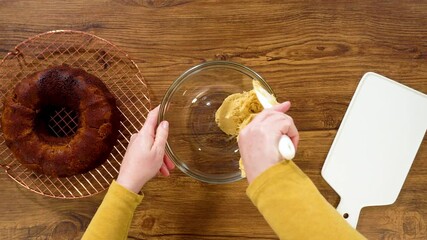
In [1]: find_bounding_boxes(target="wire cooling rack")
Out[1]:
[0,30,151,199]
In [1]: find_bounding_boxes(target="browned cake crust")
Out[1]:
[1,65,120,177]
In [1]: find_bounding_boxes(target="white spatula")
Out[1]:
[322,72,427,228]
[252,80,295,160]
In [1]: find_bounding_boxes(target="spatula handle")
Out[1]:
[279,135,295,160]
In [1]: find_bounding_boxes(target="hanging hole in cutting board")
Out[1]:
[343,213,349,219]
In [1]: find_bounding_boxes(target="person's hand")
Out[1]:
[116,106,175,193]
[238,101,299,184]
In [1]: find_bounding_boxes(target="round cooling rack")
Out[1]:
[0,30,151,199]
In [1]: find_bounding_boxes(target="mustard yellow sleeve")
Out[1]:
[246,161,366,240]
[82,180,144,240]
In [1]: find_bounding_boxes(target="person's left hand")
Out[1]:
[116,106,175,193]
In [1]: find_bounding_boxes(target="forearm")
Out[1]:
[247,161,366,240]
[82,180,143,240]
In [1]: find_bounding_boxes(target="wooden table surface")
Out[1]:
[1,1,426,239]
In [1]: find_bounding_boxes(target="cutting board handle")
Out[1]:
[336,200,362,228]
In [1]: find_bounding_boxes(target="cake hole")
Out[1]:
[343,213,349,219]
[36,106,79,137]
[48,108,79,137]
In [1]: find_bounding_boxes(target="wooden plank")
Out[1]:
[0,130,425,239]
[1,1,426,131]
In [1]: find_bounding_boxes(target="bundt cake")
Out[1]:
[1,65,120,177]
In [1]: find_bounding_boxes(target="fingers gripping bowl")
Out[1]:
[159,61,274,184]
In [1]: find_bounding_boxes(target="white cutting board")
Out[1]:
[321,72,427,228]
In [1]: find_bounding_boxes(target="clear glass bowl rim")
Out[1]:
[159,60,274,184]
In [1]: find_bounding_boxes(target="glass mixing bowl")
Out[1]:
[159,61,274,183]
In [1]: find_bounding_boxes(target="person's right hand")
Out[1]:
[238,101,299,184]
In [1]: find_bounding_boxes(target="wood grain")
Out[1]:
[0,0,426,239]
